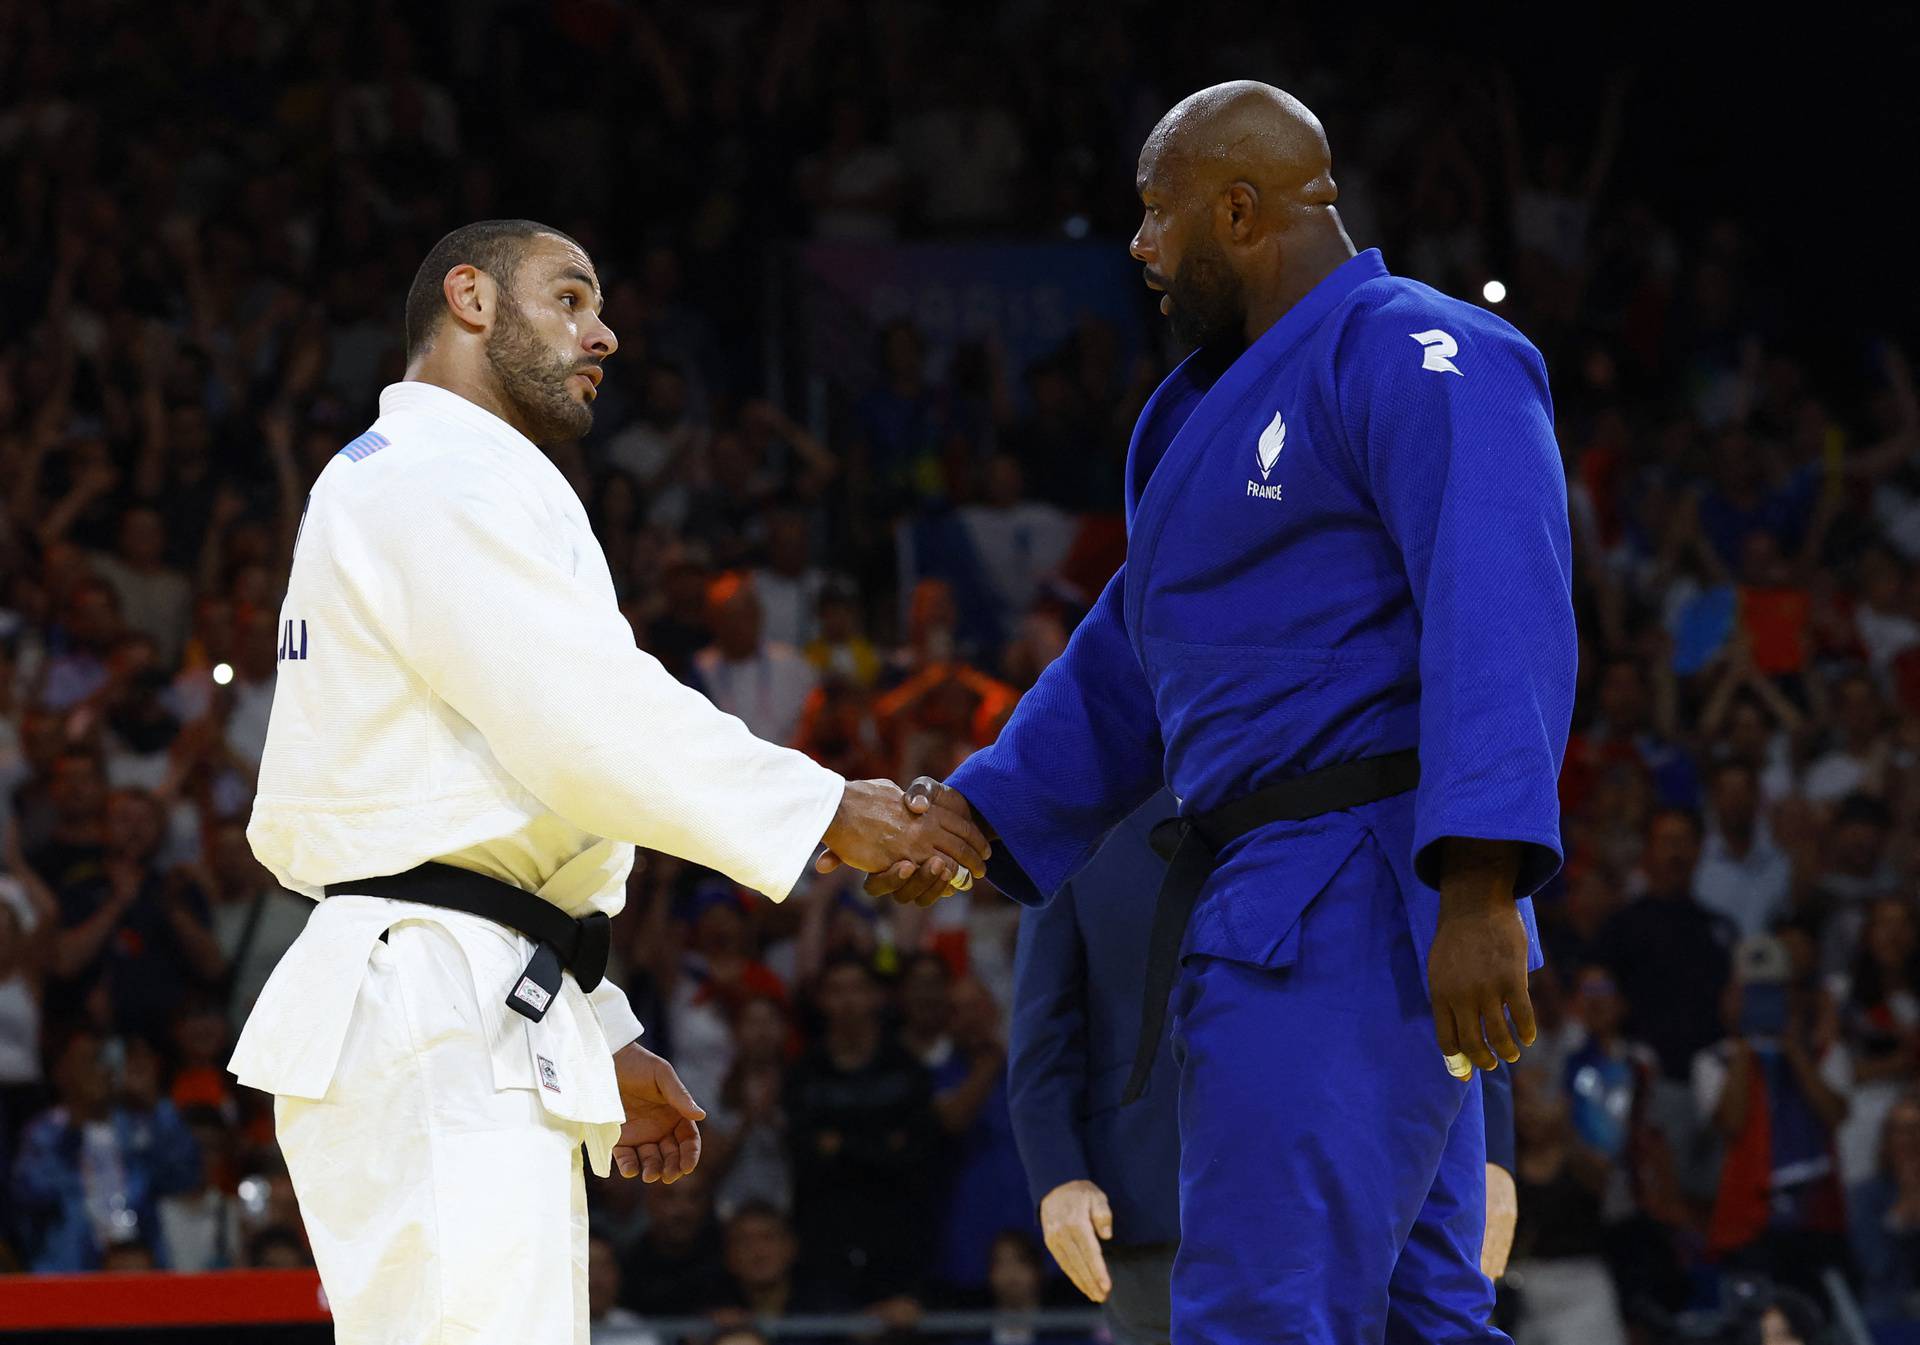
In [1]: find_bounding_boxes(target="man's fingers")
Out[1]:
[655,1133,682,1179]
[1433,995,1461,1057]
[1090,1189,1114,1241]
[891,860,949,907]
[678,1119,702,1175]
[1048,1225,1107,1303]
[1460,1003,1499,1072]
[1481,994,1520,1064]
[1508,981,1539,1048]
[1087,1234,1112,1299]
[614,1146,640,1179]
[638,1143,664,1183]
[815,849,844,875]
[1435,1001,1473,1080]
[863,862,914,898]
[928,813,990,877]
[657,1060,706,1121]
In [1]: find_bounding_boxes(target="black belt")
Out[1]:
[325,863,611,1023]
[1122,749,1420,1105]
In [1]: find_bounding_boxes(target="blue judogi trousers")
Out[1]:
[1166,831,1506,1344]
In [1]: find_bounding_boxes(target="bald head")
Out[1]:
[1138,81,1337,209]
[1130,82,1354,352]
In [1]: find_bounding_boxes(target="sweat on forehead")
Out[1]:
[1141,80,1336,200]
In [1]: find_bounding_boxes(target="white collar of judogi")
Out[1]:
[378,380,543,460]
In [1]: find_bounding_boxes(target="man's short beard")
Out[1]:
[486,294,593,445]
[1165,235,1247,352]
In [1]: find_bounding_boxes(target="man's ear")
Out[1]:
[1224,181,1260,244]
[441,263,497,337]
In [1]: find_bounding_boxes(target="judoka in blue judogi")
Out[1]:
[850,81,1576,1343]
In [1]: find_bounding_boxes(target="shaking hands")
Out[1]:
[817,777,992,906]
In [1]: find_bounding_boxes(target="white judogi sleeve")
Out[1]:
[345,456,843,898]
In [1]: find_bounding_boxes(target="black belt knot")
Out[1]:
[1122,749,1420,1106]
[325,863,611,1023]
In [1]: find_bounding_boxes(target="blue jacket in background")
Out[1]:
[9,1102,201,1271]
[1008,790,1182,1248]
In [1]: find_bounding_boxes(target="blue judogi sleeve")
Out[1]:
[949,566,1165,906]
[1340,308,1576,899]
[1007,885,1093,1211]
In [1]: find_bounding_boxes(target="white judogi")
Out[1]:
[230,381,843,1344]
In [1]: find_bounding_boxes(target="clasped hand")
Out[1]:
[817,776,990,906]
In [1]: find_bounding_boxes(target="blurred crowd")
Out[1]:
[2,2,1919,1343]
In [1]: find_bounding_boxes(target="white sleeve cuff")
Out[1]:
[586,976,644,1051]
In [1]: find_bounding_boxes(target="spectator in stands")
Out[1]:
[1505,1064,1630,1345]
[1561,963,1694,1318]
[853,322,944,514]
[1805,673,1902,807]
[694,573,816,747]
[91,508,191,668]
[792,677,888,782]
[587,1233,651,1341]
[38,580,122,713]
[925,974,1031,1293]
[1563,966,1657,1181]
[0,850,54,1138]
[101,660,180,794]
[10,1030,199,1270]
[1809,793,1900,977]
[1696,759,1792,938]
[874,607,1018,784]
[958,456,1075,636]
[683,430,781,570]
[200,817,308,1029]
[645,551,715,688]
[787,952,939,1303]
[1849,1092,1920,1322]
[1699,680,1803,809]
[1696,935,1850,1302]
[1598,808,1737,1082]
[219,606,278,771]
[156,1102,242,1270]
[1563,656,1698,813]
[1836,898,1920,1204]
[968,1229,1096,1345]
[618,1167,730,1318]
[26,750,108,898]
[803,581,881,690]
[669,884,787,1111]
[704,994,795,1220]
[751,506,829,650]
[796,94,906,242]
[714,1200,847,1322]
[1853,546,1920,683]
[48,787,223,1040]
[607,360,708,527]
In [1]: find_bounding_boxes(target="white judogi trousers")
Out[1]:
[276,918,593,1345]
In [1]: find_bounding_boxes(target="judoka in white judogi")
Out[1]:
[230,222,985,1344]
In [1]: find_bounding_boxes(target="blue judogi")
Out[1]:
[950,249,1574,1343]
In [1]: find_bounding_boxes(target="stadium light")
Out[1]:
[213,662,234,686]
[1482,279,1507,304]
